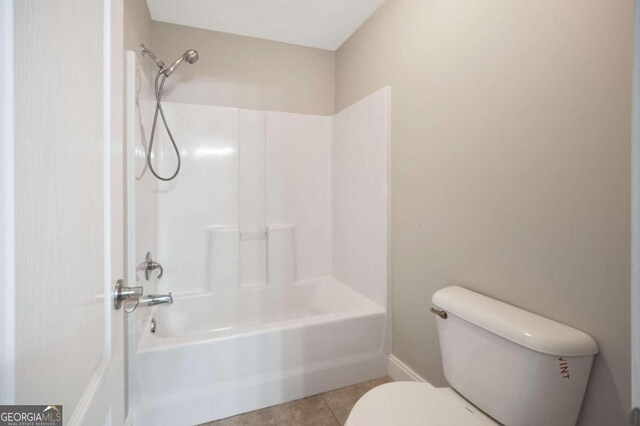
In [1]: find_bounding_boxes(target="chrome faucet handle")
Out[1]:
[149,261,163,280]
[113,279,144,311]
[143,252,164,280]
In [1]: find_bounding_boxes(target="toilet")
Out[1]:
[347,286,599,426]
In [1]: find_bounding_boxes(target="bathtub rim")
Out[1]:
[137,277,386,353]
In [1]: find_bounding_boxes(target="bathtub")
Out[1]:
[134,278,387,426]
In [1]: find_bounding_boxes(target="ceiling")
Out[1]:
[145,0,387,51]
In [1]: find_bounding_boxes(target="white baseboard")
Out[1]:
[387,354,427,382]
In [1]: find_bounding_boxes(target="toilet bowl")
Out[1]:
[346,286,599,426]
[346,381,496,426]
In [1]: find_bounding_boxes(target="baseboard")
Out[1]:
[387,354,426,382]
[124,414,133,426]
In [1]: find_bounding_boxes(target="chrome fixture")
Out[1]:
[165,49,199,76]
[140,251,164,281]
[113,279,143,312]
[141,44,199,181]
[113,278,172,313]
[140,45,165,71]
[430,307,447,319]
[141,45,199,77]
[150,318,157,334]
[139,293,173,307]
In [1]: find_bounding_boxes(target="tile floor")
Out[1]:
[201,376,393,426]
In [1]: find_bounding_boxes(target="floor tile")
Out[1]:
[365,376,393,389]
[204,408,276,426]
[321,383,369,425]
[200,376,393,426]
[321,376,394,425]
[267,395,339,426]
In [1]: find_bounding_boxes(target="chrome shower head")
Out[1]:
[184,49,199,64]
[165,49,199,76]
[141,45,199,77]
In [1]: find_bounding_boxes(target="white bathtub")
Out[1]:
[134,278,387,426]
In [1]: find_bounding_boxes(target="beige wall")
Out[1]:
[336,0,632,424]
[124,0,152,77]
[149,22,335,115]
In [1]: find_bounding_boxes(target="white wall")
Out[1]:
[129,55,159,295]
[145,99,390,302]
[152,104,332,295]
[239,110,267,287]
[156,102,240,295]
[332,88,390,308]
[266,112,333,281]
[14,0,106,415]
[0,0,15,405]
[126,52,159,419]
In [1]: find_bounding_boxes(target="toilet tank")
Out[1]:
[432,286,598,426]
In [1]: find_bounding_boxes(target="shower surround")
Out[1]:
[127,54,390,425]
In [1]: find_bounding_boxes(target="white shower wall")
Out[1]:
[266,112,333,281]
[156,103,240,295]
[141,87,388,306]
[239,110,267,287]
[333,88,390,308]
[126,54,162,346]
[153,105,333,295]
[130,65,158,298]
[126,53,159,422]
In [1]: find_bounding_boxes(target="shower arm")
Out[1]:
[141,44,167,73]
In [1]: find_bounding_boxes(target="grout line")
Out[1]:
[320,393,342,426]
[257,406,278,426]
[270,412,279,426]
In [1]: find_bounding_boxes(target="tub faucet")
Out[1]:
[138,293,173,307]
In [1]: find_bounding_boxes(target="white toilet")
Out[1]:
[347,286,599,426]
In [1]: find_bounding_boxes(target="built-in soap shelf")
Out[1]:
[207,224,295,291]
[239,231,267,241]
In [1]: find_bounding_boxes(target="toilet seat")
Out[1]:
[346,382,498,426]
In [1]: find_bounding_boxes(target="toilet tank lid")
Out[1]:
[432,286,598,356]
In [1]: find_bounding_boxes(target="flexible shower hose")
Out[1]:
[147,69,181,181]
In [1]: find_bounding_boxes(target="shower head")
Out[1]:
[165,49,199,76]
[185,49,199,64]
[141,45,199,77]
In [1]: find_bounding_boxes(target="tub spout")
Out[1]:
[139,293,173,307]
